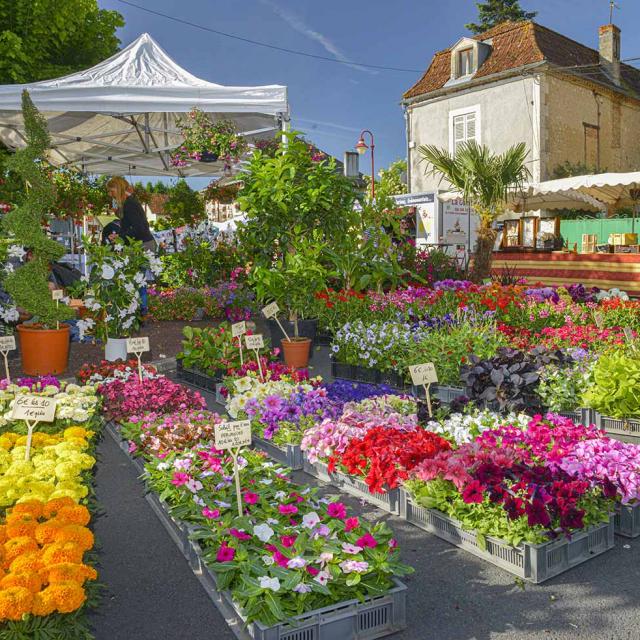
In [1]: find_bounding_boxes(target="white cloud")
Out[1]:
[259,0,376,75]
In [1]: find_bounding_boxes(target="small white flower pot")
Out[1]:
[105,337,128,362]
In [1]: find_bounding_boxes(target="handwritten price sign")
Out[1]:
[215,420,252,450]
[231,321,247,338]
[127,337,150,353]
[0,336,16,352]
[262,302,280,319]
[12,395,57,422]
[245,334,264,350]
[51,289,64,301]
[409,363,438,386]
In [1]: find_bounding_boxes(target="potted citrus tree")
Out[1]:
[251,238,328,368]
[2,91,74,375]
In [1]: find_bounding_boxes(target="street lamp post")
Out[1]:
[355,130,375,200]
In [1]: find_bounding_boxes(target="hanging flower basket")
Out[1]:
[170,109,247,170]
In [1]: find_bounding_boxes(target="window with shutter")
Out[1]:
[451,111,478,153]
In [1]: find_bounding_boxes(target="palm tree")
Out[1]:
[419,141,530,282]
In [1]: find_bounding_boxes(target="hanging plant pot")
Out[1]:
[199,151,219,163]
[105,337,128,362]
[17,324,70,376]
[281,337,311,369]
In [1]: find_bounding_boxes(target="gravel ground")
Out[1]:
[90,344,640,640]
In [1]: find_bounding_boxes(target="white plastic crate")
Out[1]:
[253,436,304,470]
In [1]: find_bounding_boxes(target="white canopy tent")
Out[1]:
[0,33,289,177]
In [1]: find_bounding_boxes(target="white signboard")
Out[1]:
[215,420,252,450]
[127,337,150,353]
[51,289,64,301]
[245,334,264,350]
[262,302,280,319]
[409,363,438,386]
[231,321,247,338]
[0,336,16,352]
[12,395,57,422]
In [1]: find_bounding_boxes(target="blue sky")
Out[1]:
[100,0,640,186]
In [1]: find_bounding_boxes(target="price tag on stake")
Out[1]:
[12,396,57,422]
[215,420,252,450]
[262,302,280,319]
[12,395,57,461]
[127,337,150,382]
[51,289,64,301]
[231,321,247,338]
[245,334,264,350]
[409,363,438,386]
[126,337,150,353]
[0,336,15,384]
[214,420,252,517]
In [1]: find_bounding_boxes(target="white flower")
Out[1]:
[287,556,306,569]
[302,512,320,529]
[261,555,274,566]
[7,245,26,261]
[314,571,331,586]
[318,552,333,564]
[259,576,281,592]
[185,478,203,493]
[101,265,115,280]
[253,523,275,543]
[293,583,312,593]
[4,263,14,274]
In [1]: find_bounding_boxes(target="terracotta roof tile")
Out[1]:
[403,20,640,101]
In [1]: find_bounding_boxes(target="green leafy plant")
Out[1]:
[179,323,243,374]
[162,179,206,227]
[250,237,328,337]
[582,352,640,419]
[237,132,356,266]
[2,91,73,329]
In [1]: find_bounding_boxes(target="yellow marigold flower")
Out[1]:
[55,505,90,527]
[0,437,13,451]
[54,461,83,481]
[34,520,63,546]
[4,536,38,564]
[0,586,33,620]
[9,501,44,520]
[1,570,43,594]
[53,525,93,552]
[32,460,57,481]
[40,542,83,566]
[43,497,76,519]
[42,562,97,585]
[1,433,18,444]
[63,427,88,440]
[9,552,43,574]
[40,581,86,614]
[64,437,88,449]
[5,461,34,477]
[31,590,56,616]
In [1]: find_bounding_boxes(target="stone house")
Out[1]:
[402,20,640,194]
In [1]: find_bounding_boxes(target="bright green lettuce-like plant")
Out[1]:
[582,352,640,419]
[537,358,595,412]
[2,91,73,329]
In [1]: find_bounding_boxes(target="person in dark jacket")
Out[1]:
[101,217,122,245]
[105,177,156,314]
[106,177,155,250]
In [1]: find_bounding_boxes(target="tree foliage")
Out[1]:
[0,0,124,83]
[2,91,73,328]
[420,140,530,282]
[163,179,206,228]
[466,0,537,34]
[363,159,408,200]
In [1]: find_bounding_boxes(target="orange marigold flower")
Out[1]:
[42,581,86,614]
[9,501,44,520]
[43,498,76,519]
[34,520,63,546]
[1,570,43,594]
[55,505,90,527]
[42,562,97,585]
[4,537,38,564]
[9,552,43,574]
[5,514,38,540]
[32,591,56,616]
[40,542,84,566]
[0,586,33,621]
[53,525,94,552]
[0,526,6,545]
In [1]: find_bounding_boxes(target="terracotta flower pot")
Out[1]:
[17,324,70,376]
[281,337,311,369]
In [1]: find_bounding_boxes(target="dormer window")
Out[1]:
[457,48,474,77]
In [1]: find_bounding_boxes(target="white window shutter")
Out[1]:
[454,115,465,151]
[466,113,476,142]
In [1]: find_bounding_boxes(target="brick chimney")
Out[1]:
[599,24,621,86]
